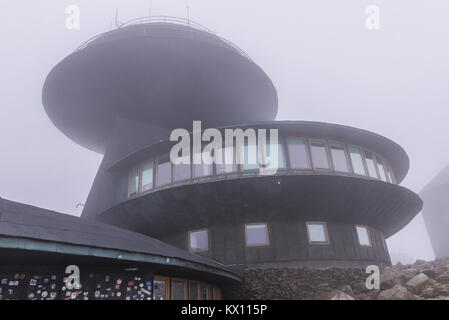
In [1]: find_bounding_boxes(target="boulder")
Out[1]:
[377,284,412,300]
[406,273,430,288]
[436,274,449,284]
[380,267,400,289]
[330,290,355,300]
[340,285,354,296]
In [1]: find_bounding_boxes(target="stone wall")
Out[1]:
[224,267,367,300]
[224,257,449,300]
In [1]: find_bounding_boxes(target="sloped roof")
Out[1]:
[0,197,241,281]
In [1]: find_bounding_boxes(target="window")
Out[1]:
[310,140,330,169]
[306,222,329,244]
[245,223,269,246]
[349,146,367,176]
[262,141,285,170]
[216,146,237,175]
[375,155,388,182]
[189,281,200,300]
[156,155,172,186]
[364,151,379,179]
[129,168,139,197]
[213,287,222,300]
[171,279,188,300]
[287,138,310,169]
[329,142,350,172]
[188,229,208,252]
[201,285,209,300]
[356,225,371,246]
[153,276,169,300]
[141,162,154,192]
[173,154,191,182]
[193,148,213,178]
[385,164,396,184]
[242,140,260,171]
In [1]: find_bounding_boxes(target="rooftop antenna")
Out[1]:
[186,3,190,26]
[114,8,123,28]
[186,2,192,39]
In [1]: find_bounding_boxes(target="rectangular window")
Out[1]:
[329,142,350,172]
[173,154,191,182]
[216,146,237,175]
[193,149,213,178]
[156,155,172,186]
[141,162,154,192]
[242,140,260,171]
[356,225,371,246]
[306,222,329,244]
[201,285,209,300]
[189,281,200,300]
[171,279,188,300]
[364,151,379,179]
[153,276,169,300]
[375,155,388,182]
[349,146,367,176]
[262,141,285,170]
[310,140,330,170]
[287,138,310,169]
[129,168,139,197]
[188,229,208,252]
[385,164,396,184]
[245,223,269,246]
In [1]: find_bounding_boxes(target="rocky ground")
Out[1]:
[225,258,449,300]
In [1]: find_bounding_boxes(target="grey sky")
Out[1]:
[1,0,447,262]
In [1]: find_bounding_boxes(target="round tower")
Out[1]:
[43,17,422,268]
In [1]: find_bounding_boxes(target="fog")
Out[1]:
[1,0,448,262]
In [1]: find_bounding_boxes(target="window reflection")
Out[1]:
[262,141,285,170]
[193,150,213,178]
[157,155,172,186]
[306,222,329,244]
[172,279,187,300]
[189,229,208,252]
[141,162,153,192]
[245,223,269,246]
[310,140,330,169]
[375,156,388,182]
[349,146,367,176]
[129,168,139,196]
[173,154,191,182]
[329,142,349,172]
[364,151,378,178]
[356,226,371,246]
[216,146,236,175]
[287,138,310,169]
[242,140,259,171]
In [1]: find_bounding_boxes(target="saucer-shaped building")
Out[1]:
[1,17,422,300]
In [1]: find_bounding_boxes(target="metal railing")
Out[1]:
[75,16,252,61]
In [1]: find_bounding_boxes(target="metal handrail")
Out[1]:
[74,16,253,61]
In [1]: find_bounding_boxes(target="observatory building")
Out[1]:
[0,17,422,300]
[421,164,449,259]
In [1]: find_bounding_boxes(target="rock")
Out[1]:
[352,281,369,294]
[380,268,400,289]
[400,268,418,282]
[436,274,449,284]
[340,285,354,296]
[406,273,430,288]
[420,268,438,279]
[377,284,412,300]
[330,290,355,300]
